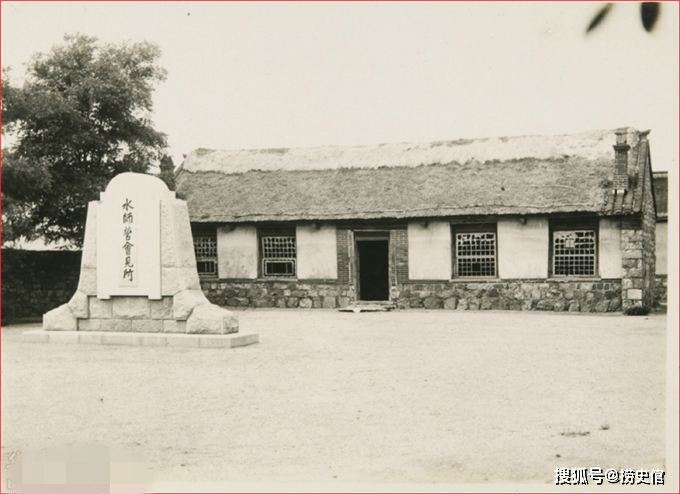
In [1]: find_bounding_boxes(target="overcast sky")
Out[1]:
[1,2,678,172]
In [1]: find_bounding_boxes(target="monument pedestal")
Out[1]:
[23,329,257,348]
[39,173,257,348]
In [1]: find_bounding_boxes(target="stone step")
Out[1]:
[22,330,258,349]
[339,302,396,313]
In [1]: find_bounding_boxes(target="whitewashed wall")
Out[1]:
[408,221,452,280]
[297,225,338,279]
[497,218,549,279]
[599,218,622,278]
[217,226,258,279]
[655,222,667,275]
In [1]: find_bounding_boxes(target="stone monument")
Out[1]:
[35,173,257,348]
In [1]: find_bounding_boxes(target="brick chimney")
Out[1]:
[613,128,630,193]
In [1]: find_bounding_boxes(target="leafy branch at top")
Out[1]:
[1,34,168,246]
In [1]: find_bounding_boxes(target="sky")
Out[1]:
[1,2,678,173]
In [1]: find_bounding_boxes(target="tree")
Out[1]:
[1,34,168,246]
[158,153,176,191]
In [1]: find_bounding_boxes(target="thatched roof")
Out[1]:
[176,129,648,223]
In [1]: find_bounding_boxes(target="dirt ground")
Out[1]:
[1,309,668,490]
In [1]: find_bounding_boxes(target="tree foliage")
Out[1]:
[1,34,167,246]
[158,153,176,191]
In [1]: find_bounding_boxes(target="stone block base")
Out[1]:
[23,330,258,349]
[44,293,242,336]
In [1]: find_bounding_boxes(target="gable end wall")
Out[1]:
[620,141,656,312]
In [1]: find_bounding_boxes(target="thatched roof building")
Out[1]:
[176,128,650,223]
[177,128,659,315]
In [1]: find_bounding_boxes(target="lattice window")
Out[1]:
[455,232,496,277]
[193,236,217,276]
[553,230,596,276]
[262,236,296,277]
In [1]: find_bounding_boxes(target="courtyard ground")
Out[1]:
[1,309,668,490]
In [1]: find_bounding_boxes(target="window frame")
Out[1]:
[549,219,599,278]
[451,223,498,279]
[258,227,297,279]
[192,233,218,278]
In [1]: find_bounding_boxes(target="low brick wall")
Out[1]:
[1,249,81,325]
[201,278,623,313]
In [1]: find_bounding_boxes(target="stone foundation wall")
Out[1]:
[201,279,623,313]
[394,280,622,312]
[202,281,353,309]
[1,249,81,324]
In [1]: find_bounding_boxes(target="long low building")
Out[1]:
[175,128,659,314]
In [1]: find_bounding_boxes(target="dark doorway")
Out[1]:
[356,240,389,301]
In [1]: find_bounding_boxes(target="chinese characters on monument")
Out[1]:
[121,198,138,286]
[96,174,162,299]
